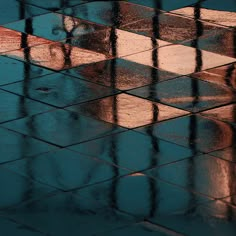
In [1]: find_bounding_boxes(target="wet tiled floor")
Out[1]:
[0,1,236,235]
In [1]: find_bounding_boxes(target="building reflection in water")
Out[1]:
[2,1,236,225]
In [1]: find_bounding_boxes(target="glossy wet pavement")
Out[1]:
[0,0,236,235]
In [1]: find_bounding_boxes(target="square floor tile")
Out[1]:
[209,146,236,163]
[69,131,195,172]
[144,154,236,199]
[201,104,236,124]
[191,63,236,90]
[148,199,236,236]
[0,167,56,210]
[1,109,126,147]
[128,76,236,112]
[74,174,210,219]
[95,221,181,236]
[4,13,108,42]
[0,90,53,123]
[136,115,235,153]
[2,191,136,236]
[128,0,202,11]
[122,11,221,44]
[61,1,156,27]
[0,127,57,164]
[62,58,179,90]
[0,27,51,54]
[3,149,131,191]
[2,73,118,108]
[171,6,236,27]
[123,44,236,75]
[18,0,88,11]
[0,1,48,25]
[0,56,52,86]
[67,93,189,128]
[2,42,109,70]
[0,217,45,236]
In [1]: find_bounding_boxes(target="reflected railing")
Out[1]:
[3,1,235,219]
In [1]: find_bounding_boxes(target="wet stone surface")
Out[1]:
[67,93,189,128]
[2,73,118,108]
[1,1,236,236]
[69,130,195,171]
[128,76,236,112]
[144,154,236,199]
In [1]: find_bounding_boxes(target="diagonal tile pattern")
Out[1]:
[0,0,49,25]
[4,13,109,41]
[0,56,53,86]
[0,127,57,164]
[69,130,195,171]
[144,154,236,199]
[62,58,179,90]
[0,90,54,123]
[2,73,119,108]
[1,109,126,147]
[67,93,189,128]
[128,76,236,112]
[17,0,89,11]
[171,1,236,27]
[3,148,132,191]
[60,1,157,27]
[135,114,236,153]
[0,1,236,235]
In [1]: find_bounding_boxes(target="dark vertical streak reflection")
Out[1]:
[191,1,203,73]
[224,29,236,88]
[19,2,35,204]
[226,107,236,220]
[186,115,198,214]
[233,28,236,58]
[186,4,203,209]
[109,1,121,211]
[146,1,162,218]
[225,64,235,89]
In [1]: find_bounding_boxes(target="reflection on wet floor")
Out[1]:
[0,0,236,236]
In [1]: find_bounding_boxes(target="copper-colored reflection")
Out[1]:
[2,26,171,70]
[4,42,107,70]
[192,63,236,89]
[69,1,156,27]
[0,27,51,53]
[211,146,236,163]
[172,7,236,27]
[70,28,169,58]
[201,104,236,123]
[77,93,188,128]
[122,11,221,43]
[124,44,236,74]
[129,173,146,177]
[201,118,234,152]
[114,29,169,56]
[197,156,233,198]
[75,59,176,90]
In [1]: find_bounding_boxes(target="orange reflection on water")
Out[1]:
[192,63,236,89]
[201,104,236,123]
[3,42,108,70]
[70,28,170,58]
[124,44,236,74]
[171,7,236,27]
[114,29,169,57]
[0,27,52,53]
[78,93,189,128]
